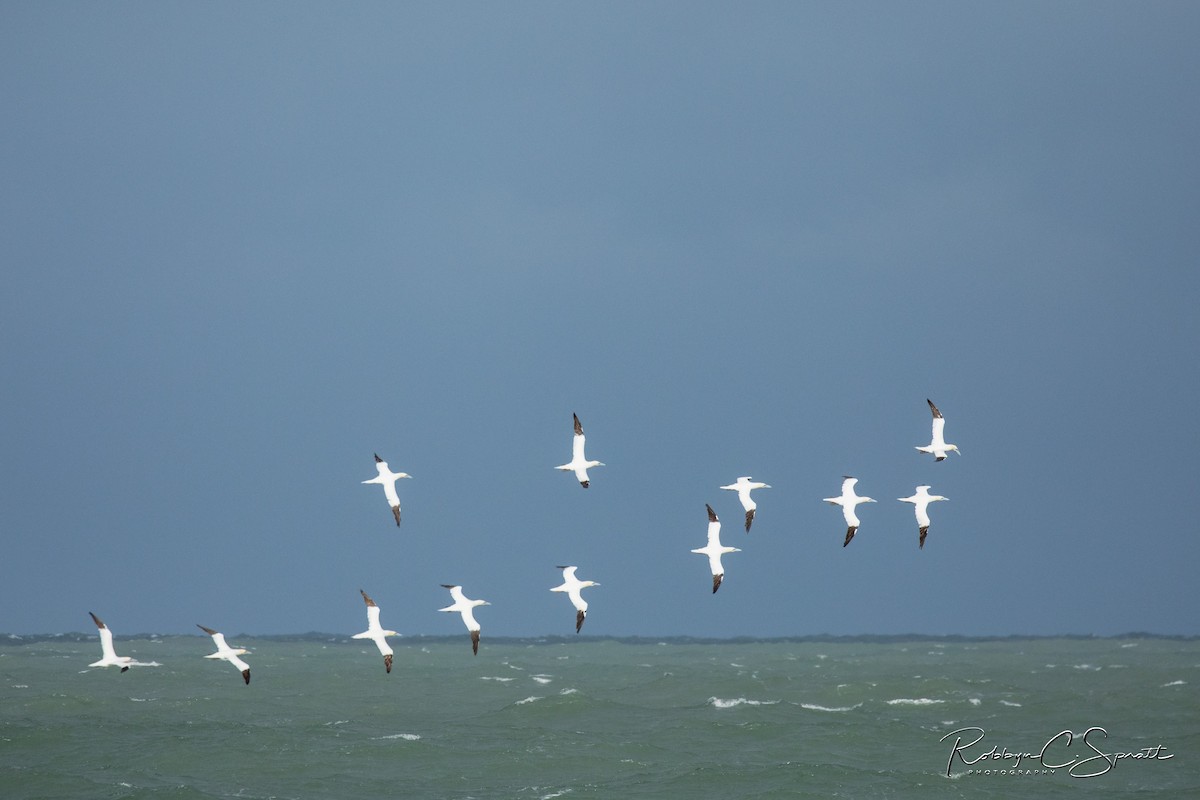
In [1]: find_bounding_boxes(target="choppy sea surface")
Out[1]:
[2,636,1196,799]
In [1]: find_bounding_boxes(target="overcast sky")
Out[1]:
[3,3,1198,639]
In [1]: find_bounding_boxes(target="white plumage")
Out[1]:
[439,584,490,655]
[916,399,960,461]
[720,476,771,532]
[362,453,411,526]
[87,612,161,672]
[823,476,877,547]
[556,413,604,488]
[898,485,948,549]
[691,504,740,593]
[197,624,251,684]
[550,565,600,633]
[352,589,400,673]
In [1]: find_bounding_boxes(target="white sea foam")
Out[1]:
[968,698,981,706]
[373,733,421,741]
[799,702,862,713]
[1000,700,1022,707]
[886,698,944,706]
[481,676,514,682]
[708,697,779,709]
[515,696,542,705]
[1161,680,1186,687]
[559,688,579,695]
[1072,664,1101,671]
[531,674,553,685]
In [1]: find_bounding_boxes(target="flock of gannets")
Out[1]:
[85,402,958,679]
[820,399,956,547]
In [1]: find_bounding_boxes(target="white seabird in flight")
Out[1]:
[898,485,948,549]
[823,476,877,547]
[363,453,411,526]
[353,589,400,673]
[550,565,600,633]
[720,476,771,532]
[439,584,490,655]
[556,413,604,488]
[197,624,251,684]
[916,399,960,461]
[691,504,740,593]
[87,612,161,672]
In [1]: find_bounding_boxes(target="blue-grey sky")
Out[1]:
[3,3,1198,639]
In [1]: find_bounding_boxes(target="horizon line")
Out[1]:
[5,631,1197,645]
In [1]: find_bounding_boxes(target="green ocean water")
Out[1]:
[1,636,1196,799]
